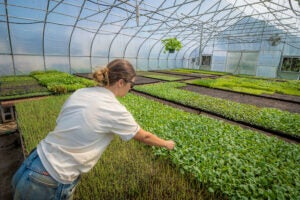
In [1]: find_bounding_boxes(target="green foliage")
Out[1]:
[0,75,35,82]
[15,94,216,200]
[161,38,182,53]
[135,82,300,137]
[186,75,300,96]
[136,71,185,81]
[0,92,51,101]
[15,93,300,199]
[15,95,69,151]
[122,94,300,199]
[48,85,68,94]
[30,70,97,94]
[172,68,229,75]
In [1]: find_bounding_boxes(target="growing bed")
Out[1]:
[15,93,300,199]
[1,70,300,199]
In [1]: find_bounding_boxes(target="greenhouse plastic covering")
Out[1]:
[0,0,300,76]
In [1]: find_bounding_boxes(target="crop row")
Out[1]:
[134,82,300,137]
[16,93,300,199]
[137,71,186,81]
[185,75,300,96]
[0,75,35,83]
[15,95,216,199]
[170,68,229,75]
[123,94,300,199]
[0,76,51,100]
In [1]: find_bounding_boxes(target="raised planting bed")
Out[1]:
[134,82,300,139]
[151,69,228,79]
[31,70,97,94]
[0,75,51,100]
[15,94,219,200]
[14,93,300,199]
[123,94,300,199]
[182,84,300,114]
[184,75,300,97]
[170,68,230,76]
[137,71,193,81]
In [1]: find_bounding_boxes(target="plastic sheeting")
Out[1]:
[0,0,300,76]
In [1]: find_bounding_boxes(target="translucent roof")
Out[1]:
[1,0,300,75]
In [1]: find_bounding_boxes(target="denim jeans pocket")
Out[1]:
[28,171,58,188]
[13,170,59,200]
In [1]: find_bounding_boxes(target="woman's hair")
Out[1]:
[93,59,136,87]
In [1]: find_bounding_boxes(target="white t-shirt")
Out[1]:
[37,87,140,184]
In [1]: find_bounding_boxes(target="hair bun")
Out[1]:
[93,66,109,86]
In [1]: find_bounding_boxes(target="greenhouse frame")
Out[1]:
[1,1,300,200]
[1,0,300,79]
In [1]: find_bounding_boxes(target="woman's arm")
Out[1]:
[133,128,175,150]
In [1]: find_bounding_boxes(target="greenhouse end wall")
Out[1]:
[189,38,300,80]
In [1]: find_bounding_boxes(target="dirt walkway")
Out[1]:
[134,76,300,114]
[183,85,300,114]
[0,122,23,200]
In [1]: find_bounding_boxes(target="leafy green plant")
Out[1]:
[16,93,300,199]
[48,85,68,94]
[161,37,182,53]
[137,71,185,81]
[185,75,300,96]
[171,68,229,75]
[15,94,218,200]
[134,82,300,137]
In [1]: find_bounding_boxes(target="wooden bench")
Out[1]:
[0,102,15,123]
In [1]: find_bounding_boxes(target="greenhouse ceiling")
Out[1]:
[0,0,300,75]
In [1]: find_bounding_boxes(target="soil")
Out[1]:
[0,122,23,200]
[1,74,299,199]
[133,76,300,144]
[134,76,300,114]
[182,85,300,114]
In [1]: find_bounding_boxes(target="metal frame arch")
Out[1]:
[147,0,227,69]
[107,0,144,63]
[67,0,87,74]
[134,0,202,69]
[42,0,51,71]
[4,0,15,75]
[153,0,208,69]
[184,2,263,69]
[1,0,300,77]
[134,0,169,70]
[189,4,248,50]
[179,1,243,68]
[136,0,186,70]
[122,1,165,64]
[169,0,218,68]
[163,0,217,68]
[183,1,242,68]
[89,0,120,70]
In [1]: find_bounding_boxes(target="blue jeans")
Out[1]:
[11,148,80,200]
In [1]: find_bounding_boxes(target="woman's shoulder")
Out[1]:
[75,86,108,95]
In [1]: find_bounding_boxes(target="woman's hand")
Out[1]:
[164,140,175,150]
[134,128,175,150]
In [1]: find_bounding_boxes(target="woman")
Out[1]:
[11,59,175,200]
